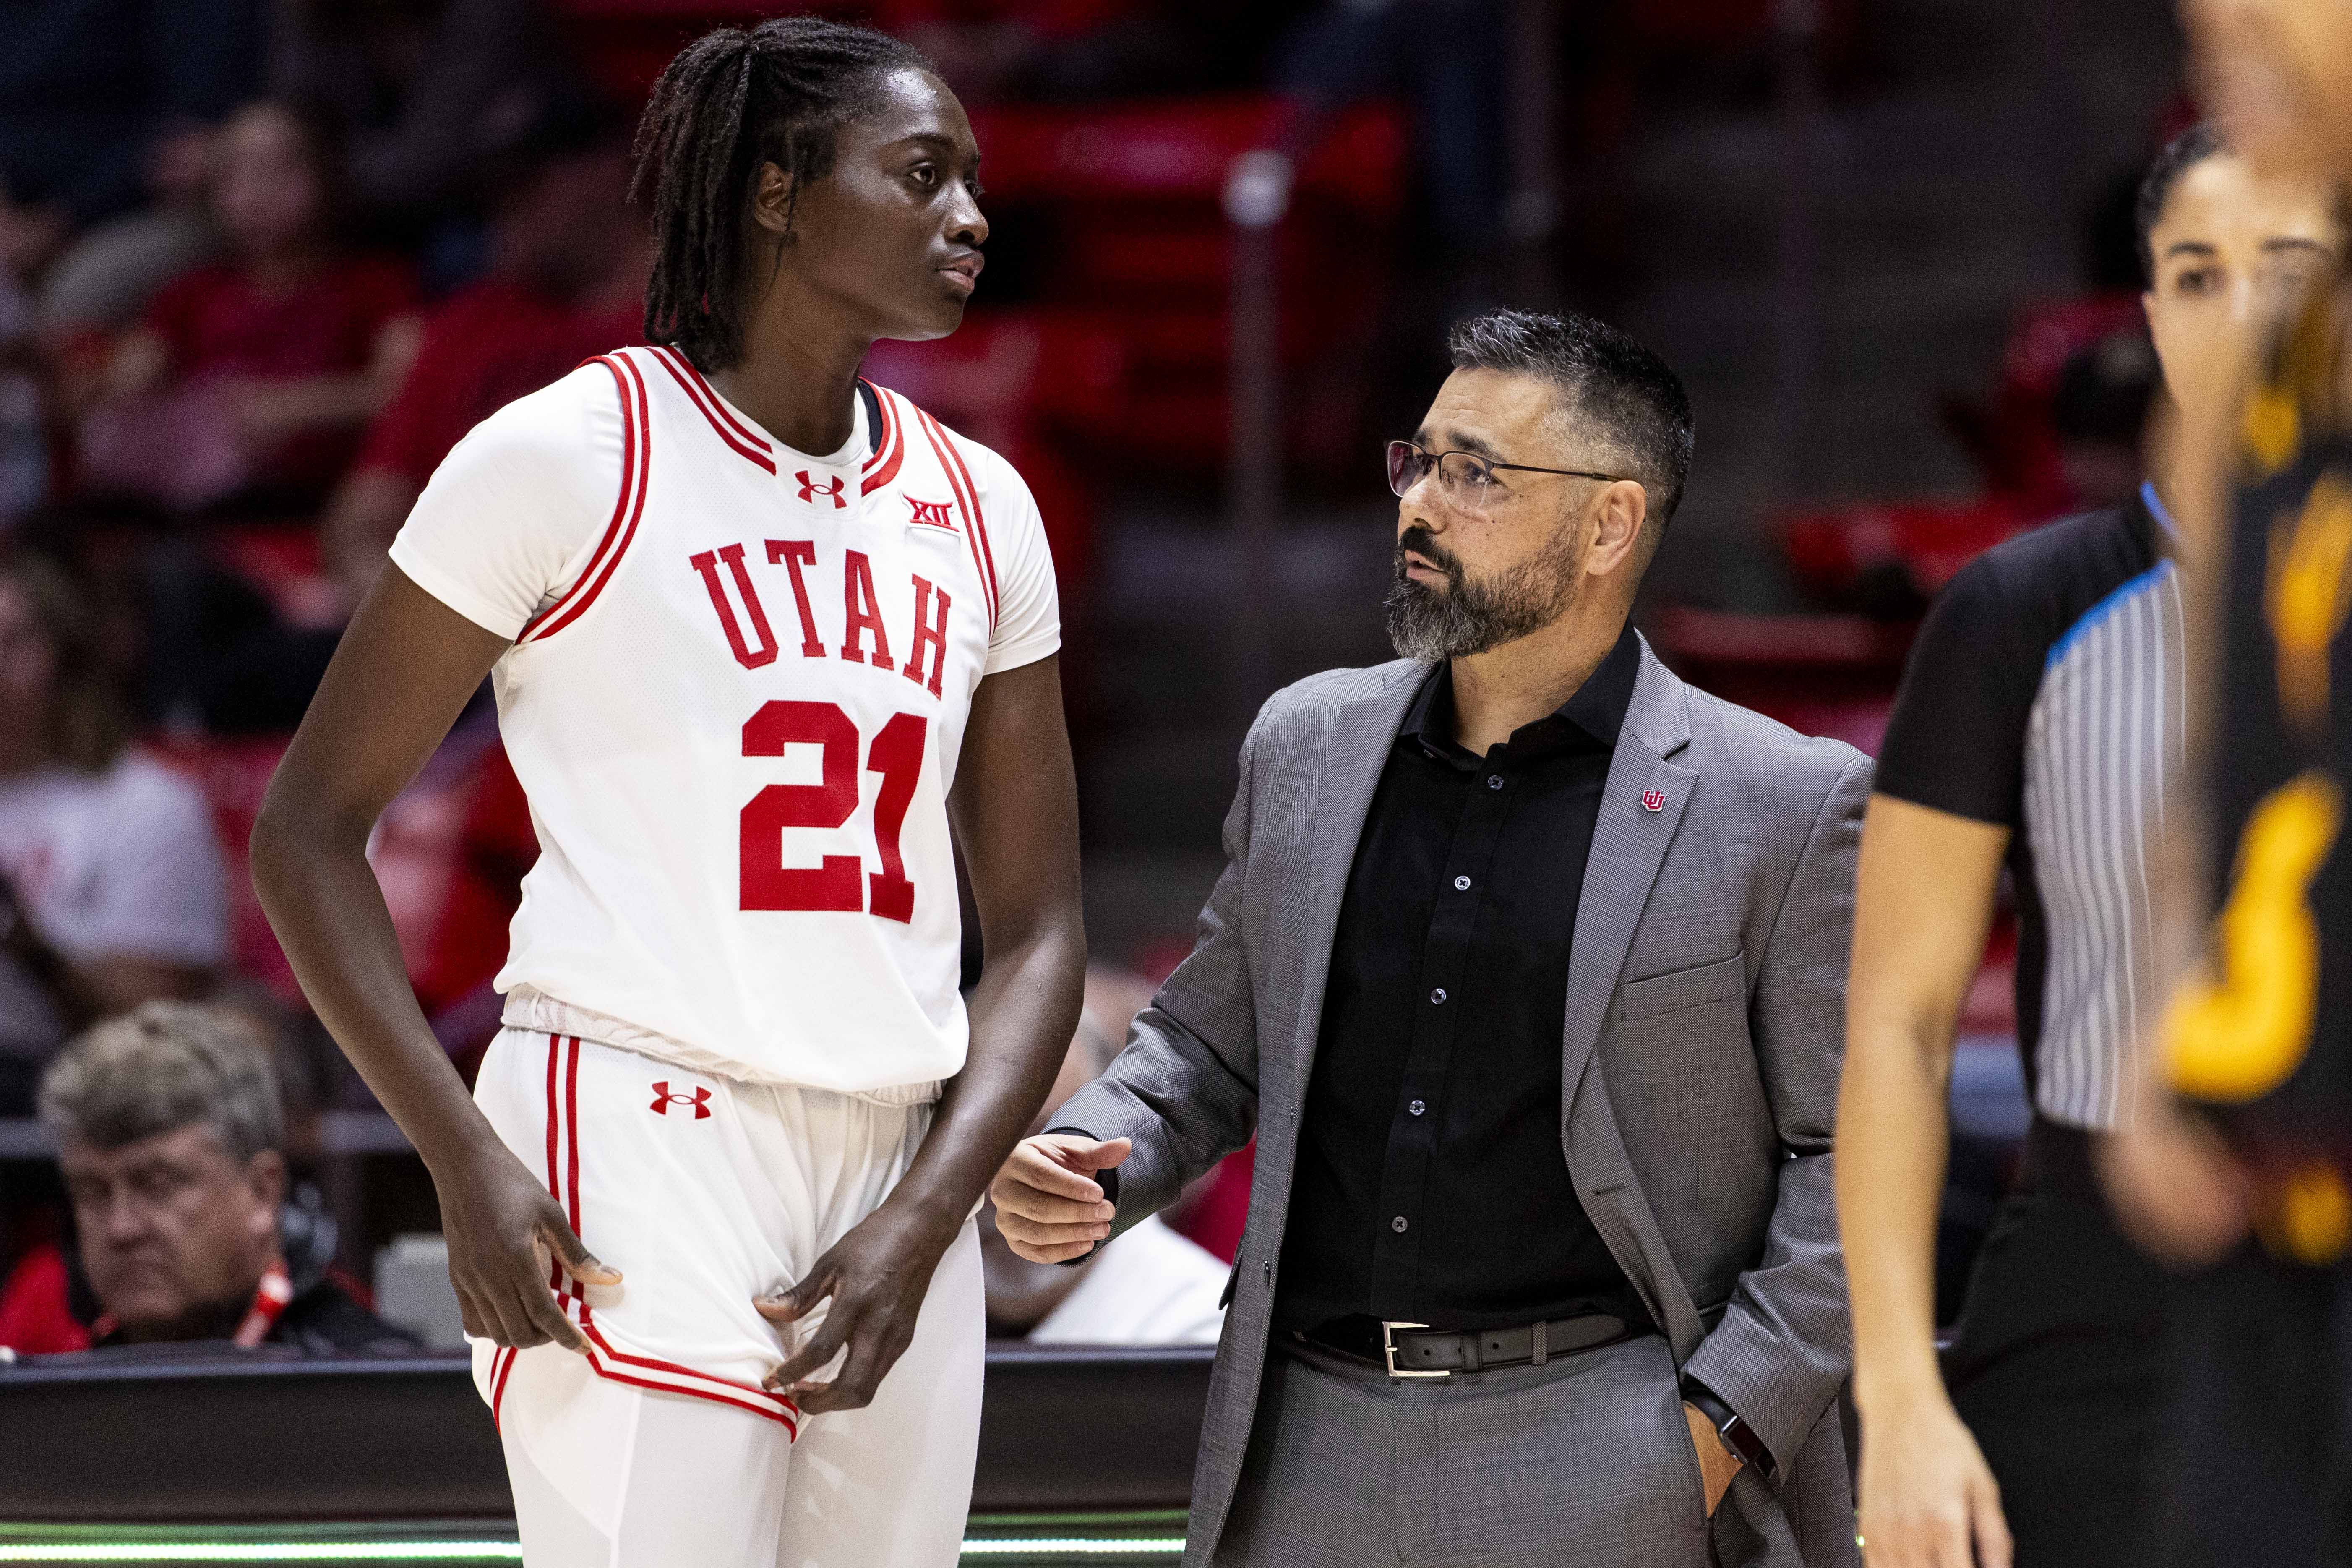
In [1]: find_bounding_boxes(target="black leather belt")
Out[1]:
[1299,1312,1634,1378]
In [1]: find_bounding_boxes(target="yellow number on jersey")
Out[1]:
[2267,1160,2352,1265]
[2163,771,2342,1102]
[2267,472,2352,734]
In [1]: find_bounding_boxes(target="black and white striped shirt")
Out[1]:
[1877,485,2185,1130]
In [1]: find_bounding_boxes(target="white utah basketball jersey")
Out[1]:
[389,345,1060,1098]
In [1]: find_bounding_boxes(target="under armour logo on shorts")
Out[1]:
[1641,790,1666,812]
[796,471,847,509]
[905,496,956,530]
[650,1081,713,1119]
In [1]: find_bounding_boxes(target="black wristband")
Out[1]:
[1680,1379,1776,1483]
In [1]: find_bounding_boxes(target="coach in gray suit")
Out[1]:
[991,310,1867,1568]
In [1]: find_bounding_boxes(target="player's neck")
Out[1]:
[705,297,871,459]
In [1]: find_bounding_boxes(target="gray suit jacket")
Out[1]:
[1056,639,1870,1568]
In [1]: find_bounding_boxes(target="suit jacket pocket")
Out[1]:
[1617,952,1746,1023]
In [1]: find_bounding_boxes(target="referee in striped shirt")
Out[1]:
[1836,129,2344,1568]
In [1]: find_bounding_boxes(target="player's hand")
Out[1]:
[436,1140,619,1353]
[988,1134,1127,1263]
[757,1203,957,1414]
[1855,1393,2011,1568]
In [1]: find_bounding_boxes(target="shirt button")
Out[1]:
[1453,875,1471,891]
[1408,1099,1426,1116]
[1391,1216,1409,1234]
[1429,988,1447,1005]
[1486,775,1505,790]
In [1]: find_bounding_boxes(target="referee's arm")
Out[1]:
[1839,793,2013,1568]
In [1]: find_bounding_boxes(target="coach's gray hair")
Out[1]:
[39,1002,284,1163]
[1448,308,1695,535]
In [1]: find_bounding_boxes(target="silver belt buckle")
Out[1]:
[1380,1320,1450,1379]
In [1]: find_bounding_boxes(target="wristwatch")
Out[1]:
[1681,1380,1776,1483]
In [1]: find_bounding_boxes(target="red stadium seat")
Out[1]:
[864,310,1125,596]
[1780,495,2031,609]
[965,97,1405,216]
[1651,602,2014,1031]
[860,99,1408,549]
[414,742,535,1025]
[146,733,301,1003]
[1647,605,1909,755]
[208,524,340,628]
[147,730,516,1018]
[1978,292,2150,505]
[550,1,1158,103]
[550,0,782,103]
[526,7,1413,483]
[961,98,1406,477]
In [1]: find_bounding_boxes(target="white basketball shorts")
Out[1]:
[465,1029,984,1567]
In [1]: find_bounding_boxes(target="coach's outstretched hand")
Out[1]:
[441,1142,621,1353]
[988,1133,1128,1264]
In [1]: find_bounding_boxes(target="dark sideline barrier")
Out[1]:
[0,1343,1215,1522]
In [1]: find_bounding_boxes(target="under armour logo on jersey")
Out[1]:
[649,1081,713,1119]
[905,496,956,531]
[1640,790,1666,813]
[796,471,847,509]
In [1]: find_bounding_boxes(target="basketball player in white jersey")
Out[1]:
[250,19,1094,1565]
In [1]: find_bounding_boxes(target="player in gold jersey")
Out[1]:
[2103,2,2352,1561]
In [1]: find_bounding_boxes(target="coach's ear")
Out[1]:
[1585,478,1649,587]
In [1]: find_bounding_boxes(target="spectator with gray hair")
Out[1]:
[0,1001,412,1353]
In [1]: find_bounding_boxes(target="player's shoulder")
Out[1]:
[871,386,1032,510]
[433,359,625,490]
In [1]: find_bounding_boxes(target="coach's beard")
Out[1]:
[1385,524,1582,661]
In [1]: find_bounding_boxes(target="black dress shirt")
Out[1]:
[1274,624,1651,1335]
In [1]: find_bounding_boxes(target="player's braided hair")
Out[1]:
[634,17,933,371]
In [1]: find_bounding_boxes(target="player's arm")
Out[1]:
[993,694,1272,1262]
[1839,793,2012,1568]
[761,652,1086,1412]
[250,566,616,1353]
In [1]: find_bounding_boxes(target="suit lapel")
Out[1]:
[1559,642,1710,1354]
[1280,665,1428,1085]
[1559,641,1696,1106]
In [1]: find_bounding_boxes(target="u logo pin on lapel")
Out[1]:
[1640,789,1666,812]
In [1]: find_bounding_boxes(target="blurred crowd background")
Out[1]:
[0,0,2189,1353]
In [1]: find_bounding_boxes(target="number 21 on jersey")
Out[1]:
[740,702,927,922]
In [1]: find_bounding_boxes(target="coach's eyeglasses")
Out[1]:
[1386,439,1629,521]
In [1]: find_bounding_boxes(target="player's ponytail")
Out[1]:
[633,17,932,372]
